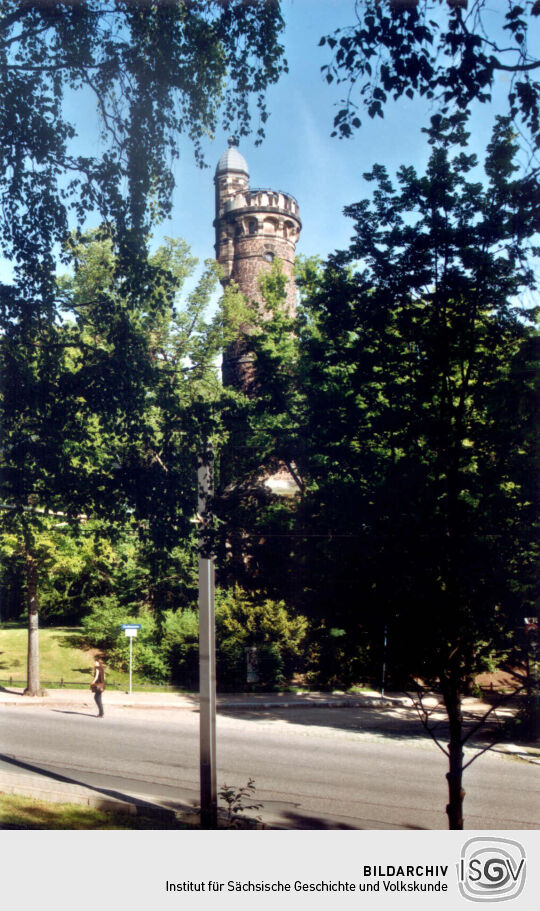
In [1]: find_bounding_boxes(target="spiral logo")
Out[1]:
[483,857,511,888]
[458,838,526,902]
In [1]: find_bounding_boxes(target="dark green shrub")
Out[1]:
[305,623,373,689]
[122,642,169,683]
[215,586,307,689]
[81,603,168,682]
[161,608,199,687]
[79,598,129,651]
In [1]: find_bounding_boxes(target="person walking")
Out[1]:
[90,657,105,717]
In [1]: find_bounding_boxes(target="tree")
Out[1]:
[0,1,287,693]
[289,114,538,827]
[0,509,90,691]
[60,231,234,609]
[0,230,236,691]
[0,307,90,693]
[0,1,286,276]
[320,0,540,153]
[214,260,306,601]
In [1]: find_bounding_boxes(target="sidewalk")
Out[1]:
[0,685,411,711]
[1,686,538,823]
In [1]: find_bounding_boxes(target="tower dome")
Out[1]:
[215,137,249,176]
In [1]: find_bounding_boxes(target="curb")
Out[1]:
[499,744,540,764]
[218,697,405,710]
[0,771,181,820]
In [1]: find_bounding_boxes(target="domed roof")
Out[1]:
[216,137,249,176]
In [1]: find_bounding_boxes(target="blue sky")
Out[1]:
[2,1,531,291]
[157,0,524,279]
[163,0,439,266]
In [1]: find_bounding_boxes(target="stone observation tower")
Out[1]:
[214,137,302,389]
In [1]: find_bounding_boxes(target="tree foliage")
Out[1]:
[0,0,287,301]
[0,0,288,693]
[0,232,233,688]
[320,0,540,152]
[291,113,538,826]
[214,260,306,602]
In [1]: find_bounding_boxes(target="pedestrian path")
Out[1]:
[0,686,409,710]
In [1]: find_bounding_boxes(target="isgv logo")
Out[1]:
[458,837,526,902]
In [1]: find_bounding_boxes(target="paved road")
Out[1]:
[1,703,538,829]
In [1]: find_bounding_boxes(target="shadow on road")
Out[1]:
[52,709,97,717]
[275,809,429,830]
[216,703,501,750]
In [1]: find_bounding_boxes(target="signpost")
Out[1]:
[121,624,141,694]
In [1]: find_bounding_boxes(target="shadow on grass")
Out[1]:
[0,753,183,825]
[54,630,87,651]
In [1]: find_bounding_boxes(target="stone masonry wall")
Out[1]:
[215,156,301,392]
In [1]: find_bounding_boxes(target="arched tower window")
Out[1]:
[249,219,258,235]
[284,221,295,238]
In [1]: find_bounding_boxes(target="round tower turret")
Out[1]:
[214,139,301,390]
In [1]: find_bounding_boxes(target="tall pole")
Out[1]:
[129,635,133,695]
[533,638,539,739]
[381,623,388,697]
[198,445,217,828]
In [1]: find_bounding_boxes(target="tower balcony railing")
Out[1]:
[223,187,300,218]
[248,188,299,207]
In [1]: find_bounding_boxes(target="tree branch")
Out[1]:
[409,687,450,758]
[0,3,35,35]
[493,60,540,73]
[461,684,526,745]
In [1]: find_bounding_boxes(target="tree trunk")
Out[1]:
[23,548,43,696]
[443,681,465,829]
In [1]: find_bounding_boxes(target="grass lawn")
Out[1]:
[0,626,165,690]
[0,793,187,829]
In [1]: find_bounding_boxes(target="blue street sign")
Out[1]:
[121,623,142,629]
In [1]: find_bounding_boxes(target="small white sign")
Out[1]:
[124,628,138,637]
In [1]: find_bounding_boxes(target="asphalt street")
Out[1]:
[1,701,538,829]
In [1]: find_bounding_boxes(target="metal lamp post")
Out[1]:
[198,445,217,828]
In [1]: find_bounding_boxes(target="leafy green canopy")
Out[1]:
[213,260,306,601]
[296,113,538,688]
[0,233,238,634]
[0,0,288,526]
[1,232,221,510]
[0,0,286,311]
[0,2,287,691]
